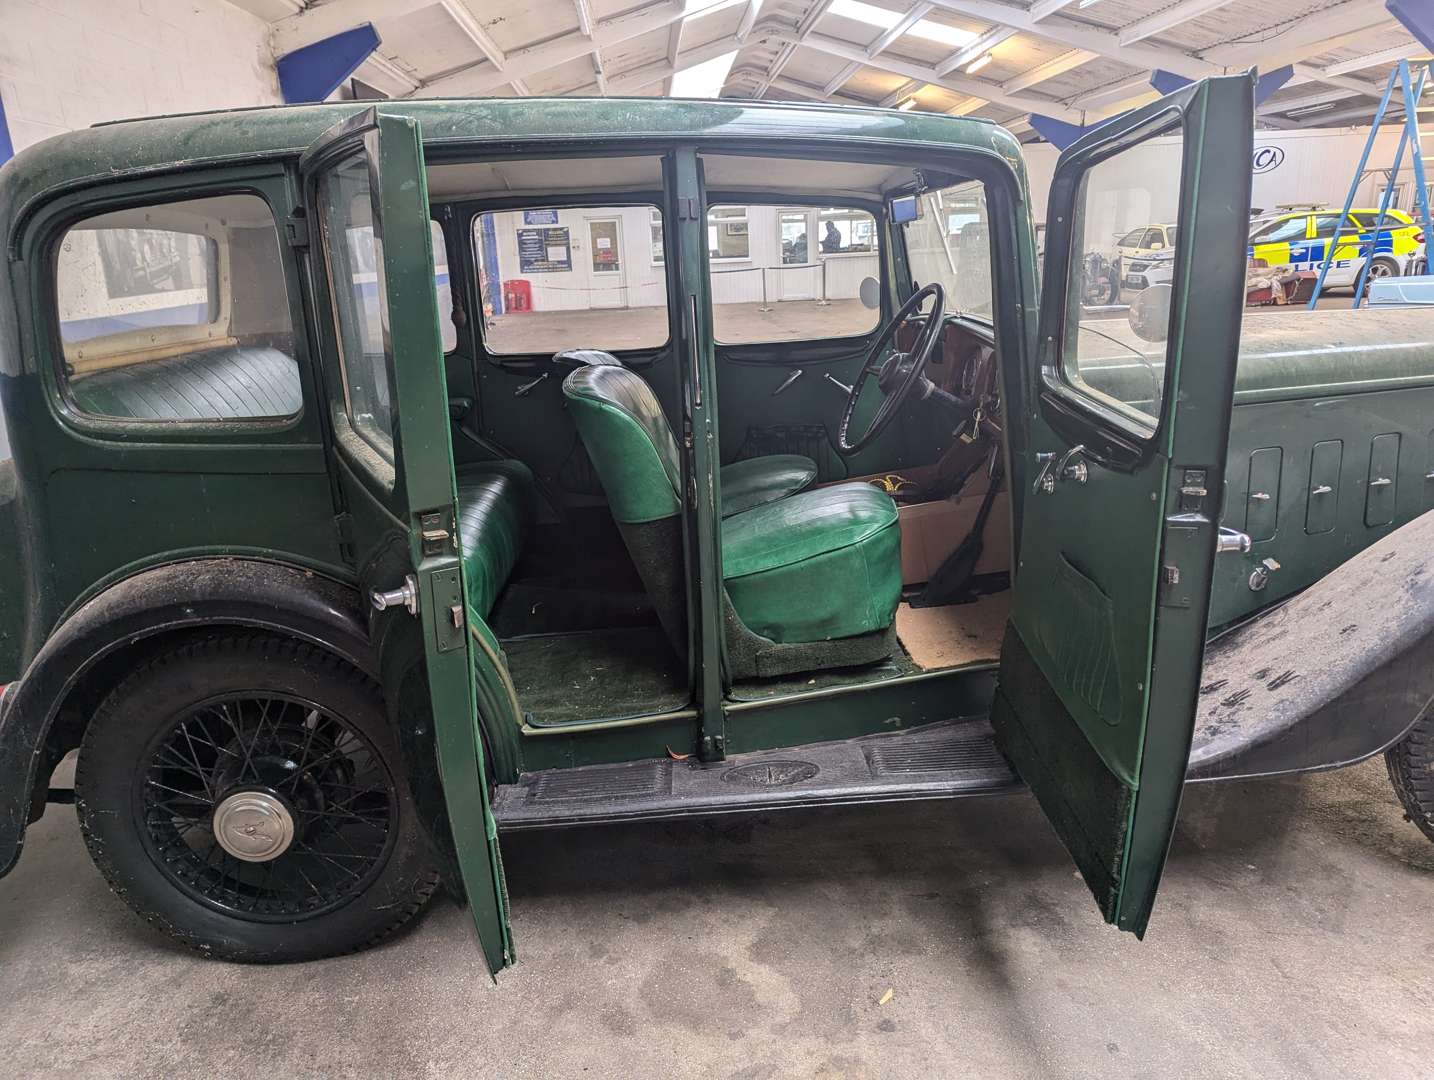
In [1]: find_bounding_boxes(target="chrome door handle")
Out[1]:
[822,372,854,395]
[1217,528,1252,554]
[1369,477,1393,487]
[1310,484,1332,496]
[1248,491,1271,501]
[1033,445,1088,494]
[514,372,550,397]
[371,575,419,616]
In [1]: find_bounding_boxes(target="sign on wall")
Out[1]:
[523,209,560,225]
[516,227,571,273]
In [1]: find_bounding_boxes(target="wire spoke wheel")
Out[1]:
[137,691,398,922]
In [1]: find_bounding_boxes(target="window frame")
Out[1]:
[459,195,674,365]
[36,171,315,440]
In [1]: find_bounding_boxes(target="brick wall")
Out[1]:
[0,0,282,154]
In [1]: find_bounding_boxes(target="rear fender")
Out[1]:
[1189,509,1434,781]
[0,558,374,878]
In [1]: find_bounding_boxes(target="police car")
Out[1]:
[1248,205,1425,289]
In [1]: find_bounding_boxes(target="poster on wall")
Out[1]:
[517,227,571,272]
[523,209,560,225]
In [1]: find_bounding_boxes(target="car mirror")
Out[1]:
[858,276,881,310]
[1128,283,1172,343]
[1149,241,1165,250]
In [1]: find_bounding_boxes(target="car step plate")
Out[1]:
[492,719,1020,830]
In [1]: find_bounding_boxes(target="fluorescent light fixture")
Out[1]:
[828,0,976,49]
[897,97,918,111]
[965,52,993,74]
[1287,101,1336,116]
[1077,0,1101,7]
[671,49,740,98]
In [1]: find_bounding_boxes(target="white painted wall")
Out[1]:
[0,0,281,154]
[1022,124,1434,230]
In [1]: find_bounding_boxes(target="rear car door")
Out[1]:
[992,74,1253,936]
[301,109,513,973]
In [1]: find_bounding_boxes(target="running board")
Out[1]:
[492,719,1020,831]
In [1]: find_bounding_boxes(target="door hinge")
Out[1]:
[418,510,454,557]
[676,196,698,220]
[285,211,310,249]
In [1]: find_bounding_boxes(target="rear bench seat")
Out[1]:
[69,344,530,622]
[455,460,532,622]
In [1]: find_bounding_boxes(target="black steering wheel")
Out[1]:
[837,282,946,455]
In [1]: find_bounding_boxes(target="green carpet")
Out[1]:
[502,625,689,724]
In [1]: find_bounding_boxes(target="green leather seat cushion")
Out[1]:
[456,459,532,621]
[719,454,817,517]
[722,482,902,643]
[68,345,302,420]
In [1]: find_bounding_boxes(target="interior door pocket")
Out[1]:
[1035,554,1122,726]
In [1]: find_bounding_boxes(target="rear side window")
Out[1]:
[1252,217,1308,244]
[54,194,301,422]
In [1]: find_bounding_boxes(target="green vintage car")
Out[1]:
[1,74,1432,971]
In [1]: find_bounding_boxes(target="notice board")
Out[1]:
[517,227,571,272]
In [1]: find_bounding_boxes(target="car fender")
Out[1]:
[1189,508,1434,781]
[0,558,374,878]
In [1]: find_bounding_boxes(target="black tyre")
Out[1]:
[76,633,440,962]
[1386,711,1434,844]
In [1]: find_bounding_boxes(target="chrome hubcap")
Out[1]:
[212,791,295,863]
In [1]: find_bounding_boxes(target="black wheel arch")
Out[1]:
[0,557,376,879]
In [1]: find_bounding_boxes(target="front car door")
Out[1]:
[301,109,513,973]
[993,74,1254,936]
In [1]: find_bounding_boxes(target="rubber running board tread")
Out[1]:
[492,719,1019,830]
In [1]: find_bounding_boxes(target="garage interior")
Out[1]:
[3,1,1434,1077]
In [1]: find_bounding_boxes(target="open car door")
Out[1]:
[301,110,513,973]
[992,74,1254,936]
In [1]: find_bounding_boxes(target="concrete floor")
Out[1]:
[2,757,1432,1079]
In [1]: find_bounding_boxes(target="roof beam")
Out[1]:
[754,0,835,96]
[761,73,871,107]
[419,0,737,97]
[355,53,420,97]
[935,26,1016,76]
[879,79,923,108]
[605,33,743,94]
[1259,86,1363,115]
[273,0,430,55]
[1203,0,1394,70]
[776,25,1081,120]
[1118,0,1238,47]
[1323,41,1433,78]
[1028,0,1077,21]
[822,60,864,96]
[440,0,507,70]
[1001,47,1096,93]
[867,2,934,58]
[573,0,595,37]
[737,0,763,41]
[925,0,1218,81]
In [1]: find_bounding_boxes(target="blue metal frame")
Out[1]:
[277,23,382,105]
[0,92,13,167]
[1308,60,1434,309]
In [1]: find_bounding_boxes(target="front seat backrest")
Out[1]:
[563,365,689,654]
[562,365,682,524]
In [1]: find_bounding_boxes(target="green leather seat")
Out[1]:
[68,345,302,420]
[554,349,816,516]
[562,364,901,660]
[455,460,533,620]
[722,482,901,643]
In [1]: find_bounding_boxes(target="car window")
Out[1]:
[54,193,300,422]
[1165,225,1178,246]
[317,155,395,461]
[472,205,669,357]
[431,220,457,353]
[1312,214,1357,239]
[902,182,992,319]
[1253,217,1309,244]
[1140,228,1162,249]
[709,204,881,344]
[1118,228,1145,247]
[1060,126,1183,430]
